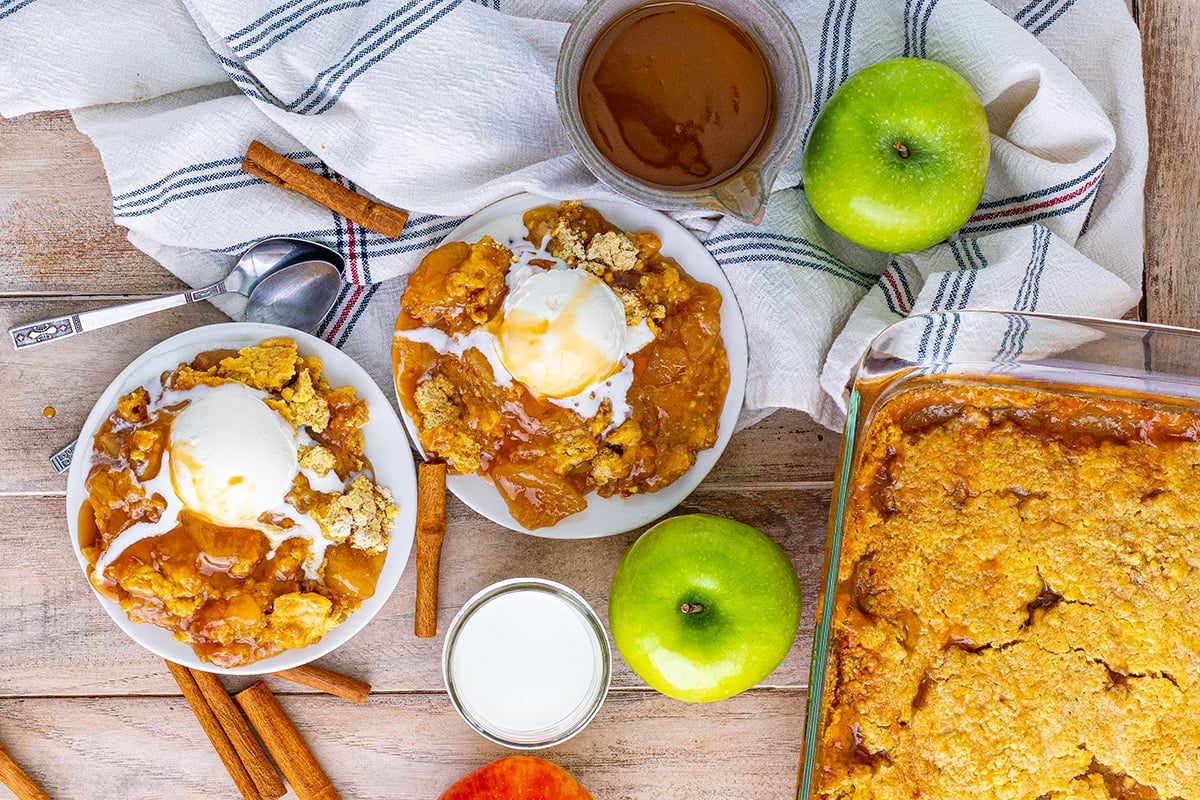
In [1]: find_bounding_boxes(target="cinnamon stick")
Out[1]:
[271,664,371,704]
[191,669,287,799]
[165,660,263,800]
[235,681,341,800]
[414,460,448,638]
[241,139,409,238]
[0,737,50,800]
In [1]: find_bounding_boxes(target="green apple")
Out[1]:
[802,57,990,253]
[608,513,802,702]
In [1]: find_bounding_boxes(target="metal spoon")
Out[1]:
[244,259,343,332]
[8,237,344,350]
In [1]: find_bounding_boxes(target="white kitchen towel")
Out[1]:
[0,0,1146,430]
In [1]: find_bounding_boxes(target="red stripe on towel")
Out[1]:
[326,175,366,341]
[881,270,911,314]
[969,170,1104,224]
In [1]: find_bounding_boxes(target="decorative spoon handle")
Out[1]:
[8,282,227,350]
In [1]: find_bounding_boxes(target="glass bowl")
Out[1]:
[556,0,810,224]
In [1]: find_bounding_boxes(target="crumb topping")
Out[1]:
[312,475,398,554]
[816,381,1200,800]
[298,444,337,477]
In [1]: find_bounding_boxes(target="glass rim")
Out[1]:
[441,577,612,750]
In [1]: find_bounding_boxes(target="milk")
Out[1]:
[444,580,610,747]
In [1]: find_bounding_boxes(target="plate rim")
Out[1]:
[66,321,418,675]
[393,192,749,539]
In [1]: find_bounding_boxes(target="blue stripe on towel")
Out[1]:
[997,311,1030,361]
[284,0,459,115]
[1014,0,1045,21]
[917,312,935,362]
[113,151,328,215]
[803,0,856,146]
[212,214,463,263]
[905,0,940,59]
[354,216,465,257]
[228,0,324,42]
[921,255,980,366]
[706,231,877,288]
[113,166,248,212]
[918,0,939,58]
[940,310,963,365]
[0,0,38,21]
[1032,0,1076,35]
[928,296,959,362]
[1015,0,1055,25]
[114,177,266,218]
[930,263,975,313]
[1015,225,1052,313]
[829,0,857,89]
[926,276,957,360]
[234,0,373,61]
[111,156,245,204]
[214,53,278,104]
[1015,0,1076,35]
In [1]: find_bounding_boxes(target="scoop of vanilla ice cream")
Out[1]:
[169,388,299,527]
[497,267,629,398]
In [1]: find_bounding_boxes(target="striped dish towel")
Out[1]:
[0,0,1145,429]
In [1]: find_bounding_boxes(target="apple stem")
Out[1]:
[680,602,706,615]
[893,141,910,159]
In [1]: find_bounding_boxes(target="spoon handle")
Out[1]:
[8,282,228,350]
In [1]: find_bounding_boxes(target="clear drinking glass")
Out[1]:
[442,578,612,749]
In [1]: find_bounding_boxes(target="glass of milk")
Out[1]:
[442,578,612,748]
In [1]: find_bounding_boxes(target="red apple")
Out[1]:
[438,756,595,800]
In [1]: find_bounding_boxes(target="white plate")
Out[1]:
[394,193,748,539]
[66,322,418,675]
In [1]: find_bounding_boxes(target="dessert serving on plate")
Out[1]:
[73,330,413,670]
[393,198,738,532]
[802,312,1200,800]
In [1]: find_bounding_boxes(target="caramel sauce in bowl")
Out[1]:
[557,0,809,224]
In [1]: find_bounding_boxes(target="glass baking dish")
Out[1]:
[797,310,1200,800]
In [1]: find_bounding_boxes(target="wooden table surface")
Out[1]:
[0,3,1195,798]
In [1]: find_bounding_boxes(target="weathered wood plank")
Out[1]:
[1140,1,1200,327]
[0,112,185,296]
[0,689,808,800]
[0,486,829,697]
